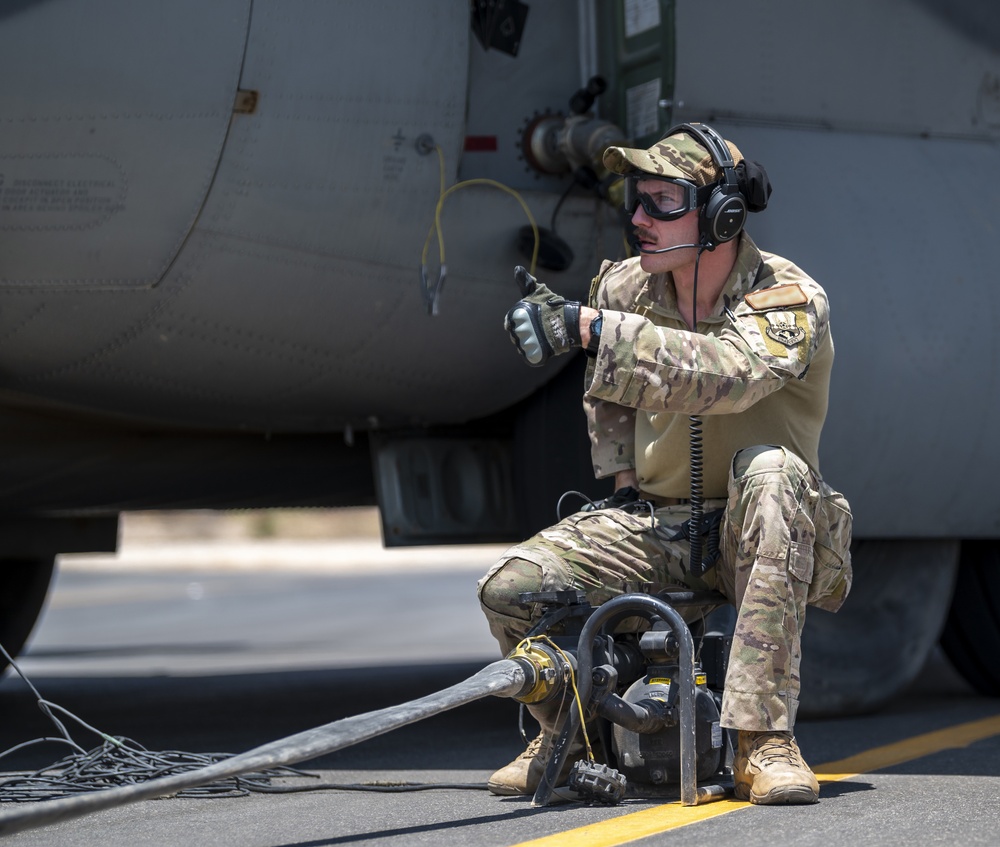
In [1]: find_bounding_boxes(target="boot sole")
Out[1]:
[486,780,532,797]
[739,784,819,805]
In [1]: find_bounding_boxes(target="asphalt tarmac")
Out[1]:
[1,533,999,846]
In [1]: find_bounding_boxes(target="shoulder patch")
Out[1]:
[744,283,809,312]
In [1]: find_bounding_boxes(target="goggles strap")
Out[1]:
[624,176,718,219]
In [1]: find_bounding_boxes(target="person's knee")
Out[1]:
[732,445,787,479]
[731,445,810,488]
[478,557,545,620]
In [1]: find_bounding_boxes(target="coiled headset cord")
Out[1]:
[687,246,708,576]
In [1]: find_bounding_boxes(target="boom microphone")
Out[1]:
[635,242,703,254]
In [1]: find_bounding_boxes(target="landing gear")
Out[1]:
[799,540,959,716]
[0,557,55,674]
[940,540,1000,696]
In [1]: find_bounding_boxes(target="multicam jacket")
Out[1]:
[584,233,833,500]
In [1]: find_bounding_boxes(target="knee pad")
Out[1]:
[478,557,544,618]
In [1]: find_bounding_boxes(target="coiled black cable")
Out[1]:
[0,642,316,803]
[687,246,708,576]
[687,413,705,574]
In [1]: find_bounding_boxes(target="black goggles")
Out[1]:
[622,174,712,221]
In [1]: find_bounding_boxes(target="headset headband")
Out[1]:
[668,122,739,192]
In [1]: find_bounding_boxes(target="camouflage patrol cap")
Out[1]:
[603,130,744,186]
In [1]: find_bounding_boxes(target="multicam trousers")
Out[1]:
[477,445,852,731]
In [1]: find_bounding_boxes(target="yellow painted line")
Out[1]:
[510,713,1000,847]
[510,799,748,847]
[813,712,1000,783]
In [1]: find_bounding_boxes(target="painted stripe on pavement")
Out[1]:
[509,713,1000,847]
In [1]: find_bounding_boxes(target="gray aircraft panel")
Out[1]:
[673,0,1000,138]
[0,0,251,288]
[0,0,580,429]
[201,0,469,265]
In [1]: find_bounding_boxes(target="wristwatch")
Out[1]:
[585,311,603,357]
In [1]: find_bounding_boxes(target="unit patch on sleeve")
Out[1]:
[743,283,812,361]
[764,311,806,347]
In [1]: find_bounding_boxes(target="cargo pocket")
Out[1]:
[808,483,853,612]
[541,507,663,602]
[542,506,652,544]
[788,540,815,585]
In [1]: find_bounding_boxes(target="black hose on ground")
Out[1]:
[0,659,529,837]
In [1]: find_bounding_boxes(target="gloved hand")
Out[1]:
[504,266,581,366]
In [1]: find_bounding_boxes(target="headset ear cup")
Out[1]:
[702,187,748,244]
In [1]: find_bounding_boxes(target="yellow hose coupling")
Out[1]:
[507,638,571,704]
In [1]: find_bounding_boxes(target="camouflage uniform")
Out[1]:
[479,232,852,731]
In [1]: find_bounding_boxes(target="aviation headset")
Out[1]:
[661,121,771,247]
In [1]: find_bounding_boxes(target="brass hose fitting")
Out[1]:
[506,638,574,705]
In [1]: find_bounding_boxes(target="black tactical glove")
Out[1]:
[504,266,582,366]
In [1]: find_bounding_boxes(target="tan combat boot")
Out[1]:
[733,730,820,805]
[486,729,585,796]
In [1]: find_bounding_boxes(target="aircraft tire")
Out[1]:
[798,539,959,716]
[0,557,55,674]
[940,541,1000,696]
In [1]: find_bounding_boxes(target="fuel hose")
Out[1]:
[0,659,529,837]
